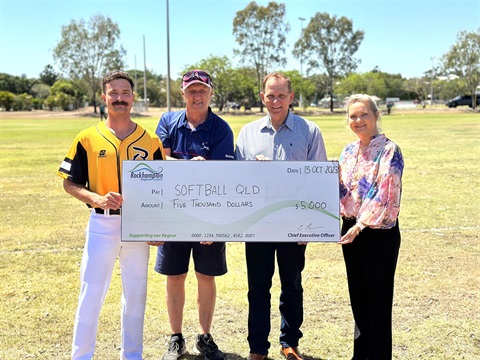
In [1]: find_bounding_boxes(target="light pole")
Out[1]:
[134,55,138,92]
[299,17,305,109]
[143,34,147,110]
[166,0,171,112]
[430,56,435,107]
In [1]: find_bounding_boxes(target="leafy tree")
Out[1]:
[53,14,126,112]
[43,96,55,111]
[48,79,88,110]
[145,78,164,107]
[233,1,290,112]
[32,98,43,110]
[30,83,51,109]
[283,70,301,102]
[442,29,480,108]
[126,69,167,107]
[363,72,387,99]
[335,71,406,100]
[0,73,35,95]
[51,79,76,97]
[226,67,259,110]
[383,73,405,98]
[169,78,185,108]
[402,77,429,102]
[44,92,76,111]
[31,83,51,100]
[0,73,18,93]
[126,69,164,96]
[437,78,467,102]
[71,78,91,108]
[0,91,15,111]
[301,78,317,108]
[334,73,368,97]
[293,12,364,111]
[39,65,59,86]
[307,73,331,104]
[283,70,315,110]
[13,93,33,111]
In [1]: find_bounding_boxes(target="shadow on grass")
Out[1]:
[176,353,329,360]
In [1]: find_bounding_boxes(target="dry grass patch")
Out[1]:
[0,111,479,359]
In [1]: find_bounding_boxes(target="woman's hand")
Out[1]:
[338,224,362,245]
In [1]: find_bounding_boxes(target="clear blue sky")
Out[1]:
[0,0,478,80]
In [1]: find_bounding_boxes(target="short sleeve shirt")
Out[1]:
[57,121,165,197]
[155,108,235,160]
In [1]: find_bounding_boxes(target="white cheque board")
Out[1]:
[121,160,340,242]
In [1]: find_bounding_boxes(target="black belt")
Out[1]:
[94,208,121,215]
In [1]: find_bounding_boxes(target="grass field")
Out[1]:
[0,109,479,359]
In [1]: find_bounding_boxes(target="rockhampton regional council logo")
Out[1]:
[129,163,163,181]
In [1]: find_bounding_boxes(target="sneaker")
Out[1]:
[193,333,226,360]
[163,334,187,360]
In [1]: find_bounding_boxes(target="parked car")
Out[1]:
[445,95,480,108]
[319,97,340,108]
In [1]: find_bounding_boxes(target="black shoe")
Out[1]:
[163,334,187,360]
[193,333,226,360]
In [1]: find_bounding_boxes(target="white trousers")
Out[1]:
[71,211,150,360]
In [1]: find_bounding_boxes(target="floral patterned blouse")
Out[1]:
[339,133,404,229]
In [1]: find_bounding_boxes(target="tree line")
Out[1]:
[1,1,478,112]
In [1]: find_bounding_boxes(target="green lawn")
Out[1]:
[0,111,479,359]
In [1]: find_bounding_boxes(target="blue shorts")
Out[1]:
[154,242,227,276]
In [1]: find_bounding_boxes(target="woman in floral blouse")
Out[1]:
[338,94,404,360]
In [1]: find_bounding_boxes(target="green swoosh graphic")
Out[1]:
[123,194,339,236]
[243,200,339,222]
[129,162,157,173]
[135,199,338,234]
[225,199,339,232]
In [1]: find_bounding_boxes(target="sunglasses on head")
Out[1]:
[182,70,211,84]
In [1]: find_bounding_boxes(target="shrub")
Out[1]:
[0,90,15,111]
[13,93,33,111]
[44,93,76,111]
[32,98,43,110]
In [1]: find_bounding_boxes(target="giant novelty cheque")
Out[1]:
[121,160,340,242]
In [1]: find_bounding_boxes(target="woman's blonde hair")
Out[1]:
[344,94,382,132]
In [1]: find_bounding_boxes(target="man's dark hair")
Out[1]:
[102,70,134,94]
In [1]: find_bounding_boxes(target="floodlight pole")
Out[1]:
[166,0,171,112]
[430,56,435,107]
[299,17,306,109]
[134,55,138,91]
[143,35,147,108]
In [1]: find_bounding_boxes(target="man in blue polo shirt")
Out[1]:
[154,70,234,360]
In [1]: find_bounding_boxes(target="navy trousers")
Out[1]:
[342,218,401,360]
[246,242,306,355]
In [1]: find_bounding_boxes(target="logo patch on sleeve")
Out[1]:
[98,150,107,158]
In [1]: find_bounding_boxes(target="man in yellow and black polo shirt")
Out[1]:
[57,70,165,360]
